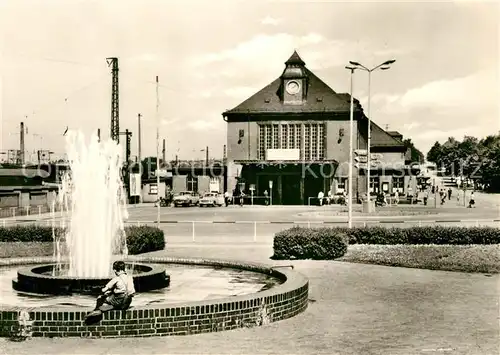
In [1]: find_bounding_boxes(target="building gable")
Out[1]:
[223,52,360,116]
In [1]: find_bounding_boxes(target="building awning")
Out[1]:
[234,159,339,165]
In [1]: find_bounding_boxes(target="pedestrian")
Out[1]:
[447,188,452,200]
[394,190,399,206]
[224,191,229,207]
[440,189,446,205]
[317,191,324,206]
[327,189,333,205]
[423,190,429,205]
[468,191,475,208]
[239,191,245,207]
[263,190,269,206]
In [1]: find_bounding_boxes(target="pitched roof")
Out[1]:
[223,66,361,114]
[370,121,405,148]
[285,50,305,66]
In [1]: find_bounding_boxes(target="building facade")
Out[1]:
[223,51,418,205]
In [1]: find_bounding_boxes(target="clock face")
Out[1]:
[286,80,300,95]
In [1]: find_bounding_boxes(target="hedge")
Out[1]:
[272,227,348,260]
[272,226,500,260]
[0,225,165,255]
[331,226,500,245]
[125,225,165,254]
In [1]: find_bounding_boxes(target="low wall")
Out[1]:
[0,256,309,338]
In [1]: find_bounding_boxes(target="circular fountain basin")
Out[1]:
[0,256,309,339]
[12,263,170,295]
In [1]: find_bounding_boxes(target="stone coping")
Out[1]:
[0,256,309,338]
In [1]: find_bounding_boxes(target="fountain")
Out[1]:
[12,131,170,295]
[2,130,308,339]
[57,131,128,277]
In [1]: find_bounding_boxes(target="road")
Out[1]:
[4,202,499,245]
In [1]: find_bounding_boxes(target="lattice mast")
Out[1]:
[106,57,119,143]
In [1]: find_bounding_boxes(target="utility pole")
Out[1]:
[162,139,166,165]
[156,76,161,227]
[125,129,132,164]
[106,57,119,143]
[137,113,142,168]
[205,146,209,166]
[20,122,25,165]
[97,128,101,142]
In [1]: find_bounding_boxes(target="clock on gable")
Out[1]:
[286,80,301,95]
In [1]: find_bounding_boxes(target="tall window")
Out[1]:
[272,124,279,149]
[318,124,325,159]
[369,177,380,193]
[311,124,318,160]
[187,176,198,193]
[259,125,265,160]
[337,177,347,192]
[281,125,288,149]
[258,123,325,160]
[393,177,404,193]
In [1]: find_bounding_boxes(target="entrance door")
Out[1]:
[304,175,324,206]
[281,175,301,205]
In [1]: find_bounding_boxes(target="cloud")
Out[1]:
[127,53,159,62]
[190,32,412,79]
[224,86,258,98]
[396,69,498,112]
[412,125,487,142]
[190,32,326,67]
[402,122,422,131]
[187,119,224,131]
[260,16,282,26]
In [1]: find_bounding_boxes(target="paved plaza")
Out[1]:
[1,192,500,354]
[0,244,499,355]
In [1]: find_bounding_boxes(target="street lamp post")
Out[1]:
[345,66,357,228]
[349,59,396,212]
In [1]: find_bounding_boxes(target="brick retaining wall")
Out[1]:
[0,256,308,338]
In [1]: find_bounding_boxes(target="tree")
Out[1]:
[426,141,443,164]
[425,134,500,191]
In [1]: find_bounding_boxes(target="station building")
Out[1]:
[223,51,419,205]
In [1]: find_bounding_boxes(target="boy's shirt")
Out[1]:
[103,273,136,295]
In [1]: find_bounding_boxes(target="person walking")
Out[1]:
[468,191,475,208]
[447,188,452,200]
[263,190,269,206]
[224,191,230,207]
[423,190,429,205]
[239,191,245,207]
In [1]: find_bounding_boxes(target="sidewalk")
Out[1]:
[0,245,498,355]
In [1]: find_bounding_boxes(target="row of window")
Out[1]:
[335,177,404,193]
[258,123,325,161]
[369,177,404,193]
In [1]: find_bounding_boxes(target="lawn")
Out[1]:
[340,244,500,273]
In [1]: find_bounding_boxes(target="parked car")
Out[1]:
[172,191,199,207]
[198,192,224,207]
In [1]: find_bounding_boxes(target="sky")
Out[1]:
[0,0,498,162]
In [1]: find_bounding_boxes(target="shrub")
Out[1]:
[0,225,62,242]
[125,225,165,254]
[346,226,500,245]
[0,225,165,255]
[272,227,348,260]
